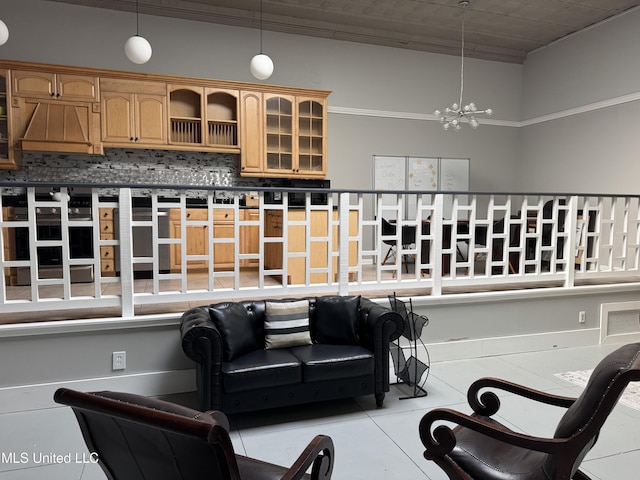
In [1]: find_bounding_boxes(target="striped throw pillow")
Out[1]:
[264,299,312,349]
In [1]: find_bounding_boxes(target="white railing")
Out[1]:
[1,185,640,321]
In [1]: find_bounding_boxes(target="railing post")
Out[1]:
[432,194,444,296]
[564,195,579,288]
[118,188,135,317]
[338,192,350,295]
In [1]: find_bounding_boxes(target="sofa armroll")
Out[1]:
[180,306,224,411]
[358,298,403,350]
[358,298,404,401]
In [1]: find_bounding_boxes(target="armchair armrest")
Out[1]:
[467,377,577,416]
[282,434,335,480]
[419,407,569,457]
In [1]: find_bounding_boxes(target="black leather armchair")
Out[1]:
[419,342,640,480]
[181,296,403,414]
[54,388,334,480]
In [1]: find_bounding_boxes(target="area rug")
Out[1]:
[554,369,640,412]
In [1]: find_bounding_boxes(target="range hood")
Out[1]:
[18,100,99,154]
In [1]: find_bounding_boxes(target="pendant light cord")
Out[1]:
[259,0,264,53]
[135,0,140,36]
[458,5,465,109]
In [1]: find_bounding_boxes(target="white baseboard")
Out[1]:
[0,369,196,415]
[426,328,602,362]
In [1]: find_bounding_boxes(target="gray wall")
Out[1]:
[1,0,523,192]
[519,6,640,193]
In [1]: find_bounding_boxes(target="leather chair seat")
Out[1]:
[448,414,548,480]
[291,344,374,383]
[223,349,301,393]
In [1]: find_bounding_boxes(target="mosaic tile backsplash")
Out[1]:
[0,149,282,197]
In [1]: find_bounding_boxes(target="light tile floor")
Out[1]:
[1,343,639,479]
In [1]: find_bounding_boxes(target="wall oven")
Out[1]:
[13,202,94,285]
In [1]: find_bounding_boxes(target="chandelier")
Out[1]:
[434,0,492,130]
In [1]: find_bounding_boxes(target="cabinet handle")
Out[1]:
[130,137,134,141]
[225,213,229,218]
[56,93,60,98]
[187,213,191,218]
[50,92,56,97]
[134,137,139,142]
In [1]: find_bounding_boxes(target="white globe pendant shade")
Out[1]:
[124,35,152,64]
[0,19,9,46]
[250,53,274,80]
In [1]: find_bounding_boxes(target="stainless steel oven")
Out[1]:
[13,203,94,285]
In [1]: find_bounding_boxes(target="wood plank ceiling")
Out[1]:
[47,0,640,63]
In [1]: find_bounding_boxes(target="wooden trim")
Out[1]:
[0,59,331,98]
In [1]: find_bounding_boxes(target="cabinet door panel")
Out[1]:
[101,93,134,143]
[12,71,55,98]
[240,91,263,173]
[56,74,98,101]
[136,94,167,144]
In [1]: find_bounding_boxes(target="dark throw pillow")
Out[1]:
[314,295,361,345]
[209,302,261,361]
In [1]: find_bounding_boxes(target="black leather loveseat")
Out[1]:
[180,295,403,414]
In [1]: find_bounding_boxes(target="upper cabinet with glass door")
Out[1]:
[242,93,327,178]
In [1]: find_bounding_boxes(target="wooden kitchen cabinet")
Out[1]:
[11,70,99,102]
[2,207,16,285]
[240,208,260,268]
[9,69,101,155]
[0,60,330,170]
[98,208,116,277]
[240,90,264,175]
[241,93,327,179]
[0,70,18,169]
[168,85,239,151]
[169,208,236,272]
[265,209,358,284]
[101,79,167,146]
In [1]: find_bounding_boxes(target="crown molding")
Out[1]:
[329,90,640,128]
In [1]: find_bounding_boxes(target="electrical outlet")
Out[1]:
[578,311,586,324]
[112,351,126,370]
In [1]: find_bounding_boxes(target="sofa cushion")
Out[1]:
[313,295,361,345]
[209,302,262,362]
[222,349,302,393]
[264,299,312,349]
[290,344,374,383]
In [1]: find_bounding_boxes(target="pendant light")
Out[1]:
[434,0,492,130]
[124,0,152,64]
[0,19,8,46]
[250,0,274,80]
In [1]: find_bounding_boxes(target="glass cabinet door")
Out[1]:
[265,95,293,172]
[297,99,325,174]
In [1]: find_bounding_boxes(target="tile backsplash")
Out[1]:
[0,149,261,188]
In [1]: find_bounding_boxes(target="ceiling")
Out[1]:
[47,0,640,63]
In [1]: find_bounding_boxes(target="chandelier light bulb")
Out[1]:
[124,35,152,64]
[485,108,493,116]
[0,19,8,46]
[250,53,274,80]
